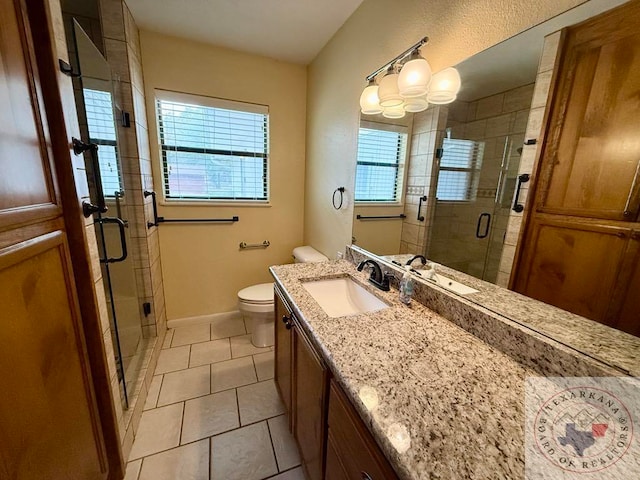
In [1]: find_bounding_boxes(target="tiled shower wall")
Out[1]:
[399,106,444,254]
[496,31,562,287]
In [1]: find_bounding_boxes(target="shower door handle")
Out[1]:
[98,217,128,263]
[512,173,530,212]
[476,213,491,239]
[417,195,427,221]
[74,138,109,218]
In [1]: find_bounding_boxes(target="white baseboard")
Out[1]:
[167,310,241,329]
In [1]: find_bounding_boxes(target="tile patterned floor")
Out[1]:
[124,315,304,480]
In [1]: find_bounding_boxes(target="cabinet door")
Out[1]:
[325,431,349,480]
[293,321,328,480]
[606,231,640,336]
[514,217,629,322]
[327,381,399,480]
[536,2,640,221]
[274,290,292,415]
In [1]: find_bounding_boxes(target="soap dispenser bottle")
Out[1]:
[399,265,414,305]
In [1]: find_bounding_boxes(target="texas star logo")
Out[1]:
[534,386,633,473]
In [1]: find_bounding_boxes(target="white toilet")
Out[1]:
[238,246,328,347]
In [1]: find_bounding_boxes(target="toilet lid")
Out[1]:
[238,283,274,304]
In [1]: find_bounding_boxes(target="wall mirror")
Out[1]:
[352,0,639,374]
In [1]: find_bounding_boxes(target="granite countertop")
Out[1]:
[270,259,539,480]
[382,253,640,376]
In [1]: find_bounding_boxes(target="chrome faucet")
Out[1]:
[357,259,391,291]
[406,255,427,267]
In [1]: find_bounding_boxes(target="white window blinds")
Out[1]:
[156,91,269,201]
[83,88,122,198]
[355,122,408,202]
[436,138,484,201]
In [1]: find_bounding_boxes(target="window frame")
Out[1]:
[155,89,270,205]
[354,120,409,205]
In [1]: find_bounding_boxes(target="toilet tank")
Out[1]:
[292,246,328,263]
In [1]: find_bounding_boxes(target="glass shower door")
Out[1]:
[427,134,522,283]
[73,20,146,408]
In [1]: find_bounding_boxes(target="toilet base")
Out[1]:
[239,310,274,348]
[251,317,274,348]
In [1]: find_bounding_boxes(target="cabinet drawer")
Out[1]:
[327,380,399,480]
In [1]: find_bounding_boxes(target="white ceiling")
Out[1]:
[457,0,628,101]
[126,0,364,64]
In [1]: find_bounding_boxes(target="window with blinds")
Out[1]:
[436,137,484,201]
[156,91,269,201]
[355,122,408,202]
[83,88,122,197]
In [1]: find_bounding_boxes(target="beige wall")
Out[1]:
[139,31,307,320]
[304,0,585,259]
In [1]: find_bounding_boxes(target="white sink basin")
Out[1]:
[427,273,479,295]
[302,277,389,318]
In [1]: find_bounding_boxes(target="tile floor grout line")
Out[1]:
[135,457,143,480]
[265,417,281,472]
[262,465,302,479]
[154,376,277,410]
[153,373,165,410]
[155,351,269,378]
[128,434,212,464]
[208,436,212,480]
[178,401,186,445]
[235,387,241,430]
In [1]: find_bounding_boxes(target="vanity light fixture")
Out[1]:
[359,79,384,115]
[382,104,406,119]
[378,67,403,108]
[359,36,461,115]
[397,50,432,97]
[427,67,462,104]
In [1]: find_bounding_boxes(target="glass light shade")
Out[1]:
[403,97,429,113]
[398,58,432,97]
[427,67,461,104]
[382,104,406,119]
[378,73,403,107]
[359,84,383,115]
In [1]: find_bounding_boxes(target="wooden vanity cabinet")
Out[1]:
[274,285,398,480]
[327,380,399,480]
[274,289,293,415]
[274,286,328,480]
[292,319,329,480]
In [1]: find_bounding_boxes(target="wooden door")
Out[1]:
[293,320,328,480]
[0,0,109,478]
[606,231,640,336]
[514,217,629,321]
[513,0,640,334]
[274,289,292,416]
[536,2,640,221]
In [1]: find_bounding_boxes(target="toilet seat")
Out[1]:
[238,283,274,305]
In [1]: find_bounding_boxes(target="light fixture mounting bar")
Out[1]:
[365,36,429,82]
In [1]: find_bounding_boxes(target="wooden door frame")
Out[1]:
[22,0,124,477]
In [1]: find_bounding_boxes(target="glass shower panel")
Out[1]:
[427,133,521,282]
[73,21,146,408]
